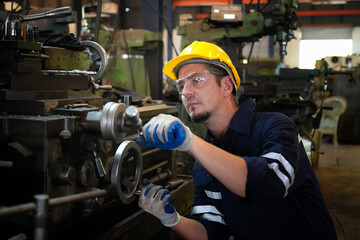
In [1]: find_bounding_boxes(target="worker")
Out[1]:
[136,41,337,240]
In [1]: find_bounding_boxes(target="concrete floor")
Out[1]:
[313,142,360,240]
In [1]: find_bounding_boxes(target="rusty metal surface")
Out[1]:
[43,46,91,71]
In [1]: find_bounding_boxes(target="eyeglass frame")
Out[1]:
[175,70,217,95]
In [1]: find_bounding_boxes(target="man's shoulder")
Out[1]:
[253,111,294,125]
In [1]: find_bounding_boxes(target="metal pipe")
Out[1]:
[0,189,108,217]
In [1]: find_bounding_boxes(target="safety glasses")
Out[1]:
[175,70,211,94]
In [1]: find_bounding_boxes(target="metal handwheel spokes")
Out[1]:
[111,140,143,204]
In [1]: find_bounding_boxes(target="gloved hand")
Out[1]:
[136,114,193,151]
[138,184,180,227]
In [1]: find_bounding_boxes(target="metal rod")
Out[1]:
[0,189,108,217]
[142,148,162,157]
[0,202,36,216]
[148,170,171,184]
[142,160,168,175]
[49,189,108,207]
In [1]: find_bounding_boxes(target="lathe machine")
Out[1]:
[0,6,193,240]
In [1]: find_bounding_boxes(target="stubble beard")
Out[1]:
[184,96,210,123]
[189,111,210,123]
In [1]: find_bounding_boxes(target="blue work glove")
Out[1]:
[138,184,180,227]
[136,114,193,151]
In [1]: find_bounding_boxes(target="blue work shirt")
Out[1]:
[189,98,337,240]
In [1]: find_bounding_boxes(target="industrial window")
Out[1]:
[299,39,353,69]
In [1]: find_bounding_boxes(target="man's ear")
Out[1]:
[223,76,233,96]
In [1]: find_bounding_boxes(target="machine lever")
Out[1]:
[124,106,143,136]
[93,151,106,178]
[22,6,72,21]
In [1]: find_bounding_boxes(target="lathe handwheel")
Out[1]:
[82,40,107,82]
[111,140,143,204]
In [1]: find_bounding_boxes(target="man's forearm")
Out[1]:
[171,216,208,240]
[187,135,248,197]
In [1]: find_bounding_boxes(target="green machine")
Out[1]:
[84,15,164,99]
[102,29,163,97]
[177,0,298,63]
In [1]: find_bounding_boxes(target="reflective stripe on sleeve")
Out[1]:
[191,205,224,216]
[262,152,295,185]
[199,213,226,225]
[205,190,222,199]
[268,162,290,197]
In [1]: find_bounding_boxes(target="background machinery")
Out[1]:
[174,1,327,166]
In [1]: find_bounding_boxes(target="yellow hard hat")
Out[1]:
[163,41,241,90]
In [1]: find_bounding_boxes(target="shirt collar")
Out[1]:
[228,98,256,135]
[206,98,256,142]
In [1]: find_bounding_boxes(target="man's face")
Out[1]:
[177,63,223,123]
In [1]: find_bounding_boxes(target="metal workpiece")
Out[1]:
[85,102,144,141]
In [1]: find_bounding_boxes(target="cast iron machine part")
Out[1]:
[85,102,144,203]
[0,101,180,238]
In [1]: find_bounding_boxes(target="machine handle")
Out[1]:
[93,151,107,178]
[22,6,72,21]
